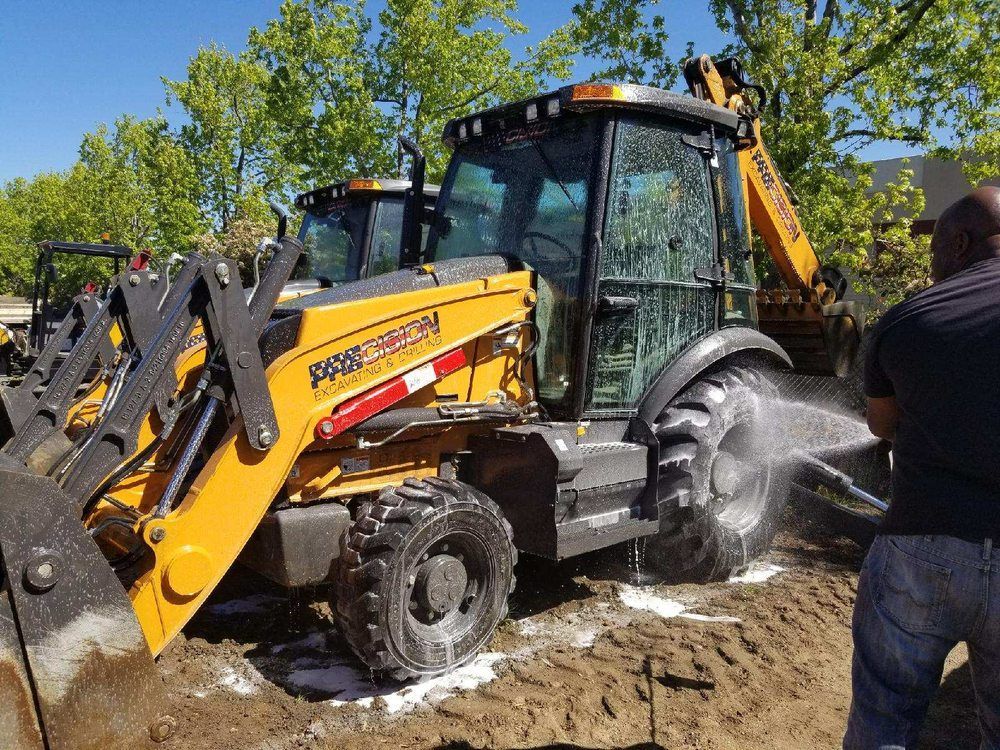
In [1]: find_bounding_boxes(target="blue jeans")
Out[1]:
[844,534,1000,750]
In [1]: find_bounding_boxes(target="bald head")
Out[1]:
[930,186,1000,282]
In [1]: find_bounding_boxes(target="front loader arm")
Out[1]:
[0,237,303,750]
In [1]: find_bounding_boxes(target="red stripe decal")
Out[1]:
[315,347,467,440]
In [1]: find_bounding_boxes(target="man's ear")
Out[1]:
[953,230,971,264]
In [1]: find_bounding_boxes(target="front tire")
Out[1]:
[648,364,789,582]
[335,477,516,681]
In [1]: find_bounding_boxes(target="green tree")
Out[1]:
[708,0,997,270]
[571,0,677,87]
[856,165,931,313]
[249,0,578,184]
[164,44,299,231]
[0,172,78,297]
[0,115,204,303]
[78,115,205,252]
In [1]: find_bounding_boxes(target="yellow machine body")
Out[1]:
[95,269,535,654]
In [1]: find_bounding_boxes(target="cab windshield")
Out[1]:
[295,199,369,283]
[428,116,598,413]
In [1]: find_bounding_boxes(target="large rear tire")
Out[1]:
[648,364,789,582]
[334,477,516,681]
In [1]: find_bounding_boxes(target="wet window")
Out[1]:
[601,120,714,281]
[587,117,717,411]
[429,117,598,415]
[713,139,757,326]
[713,138,756,288]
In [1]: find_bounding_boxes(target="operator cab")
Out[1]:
[292,178,440,294]
[426,83,758,419]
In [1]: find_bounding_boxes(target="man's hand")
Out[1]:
[866,396,899,441]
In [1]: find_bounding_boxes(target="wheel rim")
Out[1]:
[712,422,772,532]
[402,530,495,647]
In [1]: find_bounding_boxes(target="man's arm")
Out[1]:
[866,396,899,441]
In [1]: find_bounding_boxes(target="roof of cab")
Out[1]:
[442,81,742,148]
[295,178,441,211]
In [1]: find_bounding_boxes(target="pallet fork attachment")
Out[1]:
[0,234,303,749]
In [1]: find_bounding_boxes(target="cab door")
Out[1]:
[365,198,406,277]
[585,116,718,414]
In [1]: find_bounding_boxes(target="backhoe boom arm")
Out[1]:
[685,55,863,376]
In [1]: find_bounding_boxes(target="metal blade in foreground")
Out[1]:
[0,459,175,749]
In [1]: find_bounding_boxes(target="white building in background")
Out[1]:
[869,155,1000,235]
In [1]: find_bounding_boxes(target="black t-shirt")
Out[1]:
[865,256,1000,541]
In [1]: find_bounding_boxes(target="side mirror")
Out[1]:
[45,263,58,283]
[398,136,426,267]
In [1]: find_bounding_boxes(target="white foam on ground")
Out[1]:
[729,562,785,584]
[619,587,686,618]
[519,613,602,649]
[205,593,284,617]
[679,612,742,623]
[619,586,741,623]
[213,560,790,706]
[289,652,506,713]
[217,666,256,695]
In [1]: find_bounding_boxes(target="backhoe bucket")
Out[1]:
[0,458,172,749]
[756,290,864,377]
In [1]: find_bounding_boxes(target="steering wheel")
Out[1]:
[521,231,576,265]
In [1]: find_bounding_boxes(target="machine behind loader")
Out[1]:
[0,239,134,380]
[291,176,440,292]
[0,59,866,749]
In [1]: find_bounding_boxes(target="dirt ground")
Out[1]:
[161,512,980,750]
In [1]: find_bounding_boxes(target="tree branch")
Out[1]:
[833,126,927,144]
[429,79,503,116]
[837,0,935,61]
[805,0,818,25]
[726,0,761,55]
[822,0,839,38]
[833,128,880,142]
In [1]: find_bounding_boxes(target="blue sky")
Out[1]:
[0,1,921,184]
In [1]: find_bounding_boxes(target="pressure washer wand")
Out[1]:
[792,450,889,513]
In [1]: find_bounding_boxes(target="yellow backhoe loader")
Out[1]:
[0,58,863,749]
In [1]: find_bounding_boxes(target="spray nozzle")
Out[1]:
[792,449,889,513]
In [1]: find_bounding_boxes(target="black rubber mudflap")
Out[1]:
[0,461,171,749]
